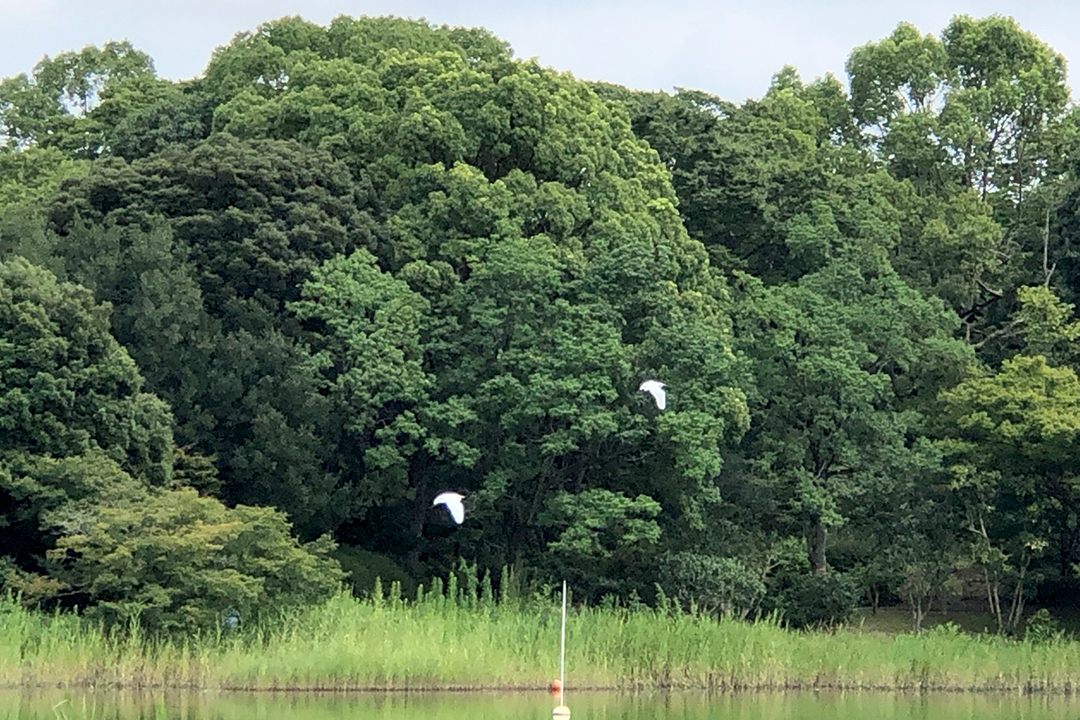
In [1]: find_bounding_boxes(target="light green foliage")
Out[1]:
[46,486,342,633]
[941,15,1069,199]
[849,15,1068,200]
[848,23,949,126]
[941,355,1080,466]
[940,355,1080,629]
[606,77,1019,346]
[895,190,1013,334]
[0,41,155,153]
[613,81,832,282]
[292,250,437,506]
[845,17,1071,349]
[1024,607,1063,643]
[993,285,1080,364]
[0,148,88,212]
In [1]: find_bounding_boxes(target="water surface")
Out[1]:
[3,690,1079,720]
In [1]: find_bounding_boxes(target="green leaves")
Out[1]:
[293,250,433,507]
[541,489,661,599]
[937,354,1080,630]
[0,257,174,586]
[941,355,1080,466]
[295,249,430,415]
[730,255,969,571]
[659,552,765,617]
[0,257,173,474]
[848,23,948,124]
[8,11,1080,616]
[46,487,343,633]
[848,15,1069,204]
[0,41,155,154]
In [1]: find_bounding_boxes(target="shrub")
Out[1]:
[46,487,344,634]
[659,552,765,618]
[777,572,860,628]
[1024,608,1063,643]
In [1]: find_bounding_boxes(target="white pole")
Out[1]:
[560,579,567,706]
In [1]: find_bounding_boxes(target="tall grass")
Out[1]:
[4,567,1080,692]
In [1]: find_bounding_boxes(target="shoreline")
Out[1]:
[4,680,1080,695]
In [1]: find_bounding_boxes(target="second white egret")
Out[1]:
[639,379,667,410]
[433,491,466,524]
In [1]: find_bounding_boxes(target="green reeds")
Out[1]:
[4,568,1080,693]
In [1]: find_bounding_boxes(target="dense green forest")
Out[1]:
[2,13,1079,636]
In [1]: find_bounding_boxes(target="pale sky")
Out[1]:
[2,1,1080,103]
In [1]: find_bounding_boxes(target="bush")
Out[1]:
[45,487,344,634]
[1024,608,1063,643]
[777,572,860,628]
[659,552,765,618]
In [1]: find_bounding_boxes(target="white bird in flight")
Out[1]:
[639,380,667,410]
[433,491,466,525]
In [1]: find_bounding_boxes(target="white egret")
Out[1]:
[639,379,667,410]
[433,491,466,524]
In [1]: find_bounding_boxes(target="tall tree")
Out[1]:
[0,257,173,575]
[939,355,1080,630]
[0,41,155,153]
[41,137,378,536]
[730,251,971,573]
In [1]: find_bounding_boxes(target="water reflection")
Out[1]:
[3,690,1080,720]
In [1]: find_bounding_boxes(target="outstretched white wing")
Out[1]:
[433,491,465,524]
[638,379,667,410]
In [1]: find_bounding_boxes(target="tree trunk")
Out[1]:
[807,514,827,574]
[911,593,925,633]
[1007,560,1029,631]
[985,569,1003,633]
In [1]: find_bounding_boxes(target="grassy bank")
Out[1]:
[5,584,1080,692]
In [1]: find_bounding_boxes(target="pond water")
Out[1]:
[2,690,1078,720]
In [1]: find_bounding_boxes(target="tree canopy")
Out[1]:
[3,12,1080,630]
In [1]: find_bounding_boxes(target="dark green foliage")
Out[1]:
[659,552,766,618]
[777,572,862,629]
[38,138,379,534]
[334,545,418,600]
[540,489,662,601]
[0,256,173,586]
[1024,608,1062,643]
[96,78,212,160]
[0,257,173,473]
[46,135,377,329]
